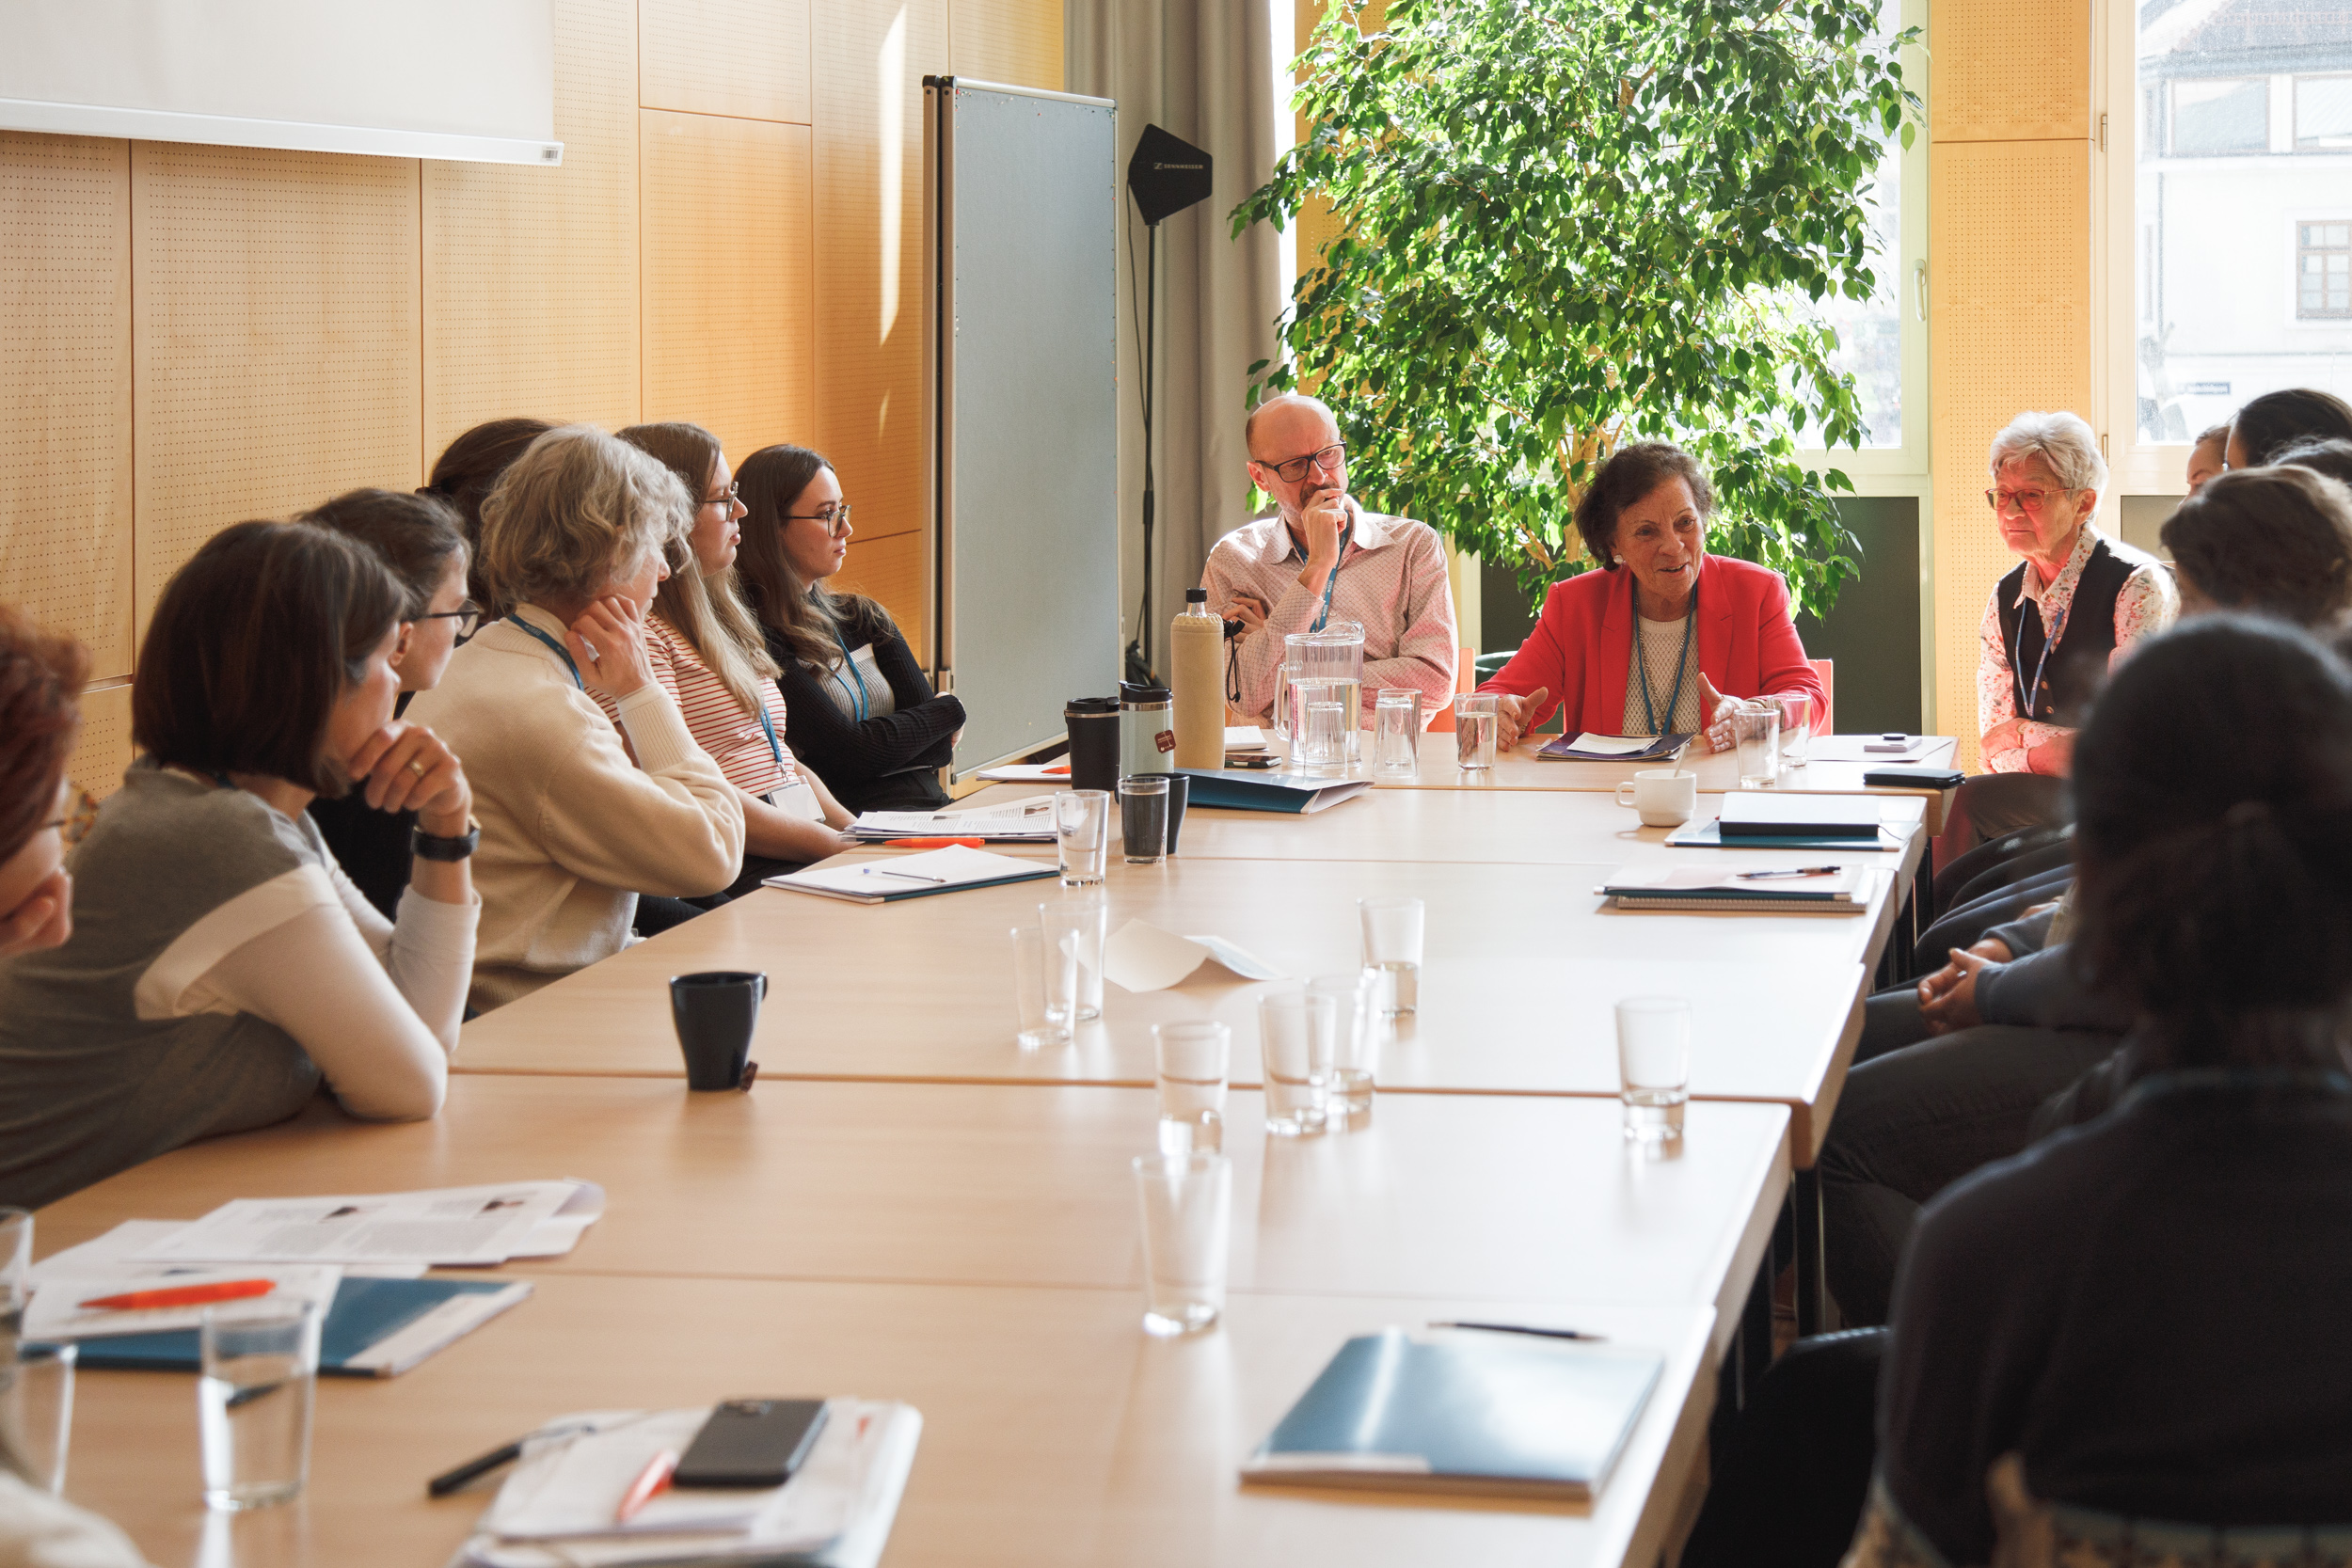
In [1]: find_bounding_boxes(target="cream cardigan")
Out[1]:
[405,605,745,1011]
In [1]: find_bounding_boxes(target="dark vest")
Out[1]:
[1995,534,2145,727]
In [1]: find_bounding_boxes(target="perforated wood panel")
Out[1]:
[1931,0,2090,144]
[640,111,814,466]
[833,529,930,664]
[641,0,812,123]
[1,134,134,676]
[815,0,948,594]
[949,0,1064,90]
[132,142,421,631]
[424,0,639,457]
[1930,138,2093,771]
[68,681,135,799]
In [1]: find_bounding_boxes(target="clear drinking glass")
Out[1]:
[1258,990,1334,1135]
[1775,690,1813,768]
[3,1341,74,1496]
[1054,789,1110,887]
[1041,896,1107,1025]
[1616,996,1692,1143]
[1733,702,1781,788]
[1358,895,1425,1017]
[199,1300,322,1510]
[1118,775,1169,864]
[1152,1021,1230,1155]
[1374,689,1422,775]
[1133,1152,1232,1337]
[1307,970,1378,1118]
[1292,677,1357,772]
[1010,925,1074,1048]
[1454,693,1500,768]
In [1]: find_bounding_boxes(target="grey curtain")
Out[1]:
[1067,0,1289,675]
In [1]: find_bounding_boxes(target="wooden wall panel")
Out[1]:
[131,143,421,631]
[833,529,930,663]
[424,0,640,457]
[814,0,948,584]
[950,0,1064,90]
[1931,0,2090,144]
[1930,138,2092,769]
[67,682,135,799]
[640,110,815,466]
[1,134,133,676]
[641,0,812,123]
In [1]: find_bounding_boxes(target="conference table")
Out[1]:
[35,734,1956,1568]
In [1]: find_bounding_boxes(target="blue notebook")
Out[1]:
[1176,768,1371,815]
[61,1276,531,1379]
[1243,1328,1663,1499]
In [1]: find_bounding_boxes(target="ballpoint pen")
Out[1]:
[1428,1321,1608,1342]
[882,837,983,849]
[1735,865,1842,879]
[614,1449,678,1523]
[78,1278,276,1311]
[858,866,948,884]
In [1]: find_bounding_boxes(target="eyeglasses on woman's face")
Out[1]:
[1984,486,2074,517]
[786,502,852,535]
[413,602,486,641]
[704,483,743,515]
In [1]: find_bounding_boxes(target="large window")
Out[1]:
[2115,1,2352,458]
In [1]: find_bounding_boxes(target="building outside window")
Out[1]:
[2132,0,2352,445]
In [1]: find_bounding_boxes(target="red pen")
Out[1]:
[885,837,983,849]
[78,1279,277,1312]
[614,1449,677,1524]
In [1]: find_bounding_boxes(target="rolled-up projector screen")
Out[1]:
[0,0,562,166]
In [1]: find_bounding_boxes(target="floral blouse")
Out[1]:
[1975,523,2176,774]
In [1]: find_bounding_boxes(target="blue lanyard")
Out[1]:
[830,625,872,721]
[1304,523,1351,634]
[754,695,787,777]
[506,613,584,690]
[1632,571,1696,736]
[2014,597,2068,720]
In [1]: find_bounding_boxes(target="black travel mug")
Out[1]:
[670,971,766,1090]
[1066,697,1120,794]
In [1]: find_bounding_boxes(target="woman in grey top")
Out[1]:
[0,522,482,1210]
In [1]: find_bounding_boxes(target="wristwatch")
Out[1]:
[411,819,481,862]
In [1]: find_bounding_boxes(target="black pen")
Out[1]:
[1429,1321,1608,1342]
[1735,864,1841,879]
[425,1421,595,1497]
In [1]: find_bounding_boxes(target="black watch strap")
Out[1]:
[411,819,480,862]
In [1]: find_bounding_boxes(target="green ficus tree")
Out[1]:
[1234,0,1921,617]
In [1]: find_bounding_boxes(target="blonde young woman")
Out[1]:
[615,424,854,906]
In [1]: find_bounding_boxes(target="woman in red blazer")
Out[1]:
[1477,442,1826,750]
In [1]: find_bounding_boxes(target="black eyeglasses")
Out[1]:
[1257,442,1346,484]
[416,602,486,641]
[705,483,742,513]
[786,503,852,535]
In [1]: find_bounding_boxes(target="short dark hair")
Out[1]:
[2231,388,2352,467]
[2161,467,2352,629]
[133,521,407,797]
[297,488,469,617]
[2274,436,2352,491]
[0,606,88,863]
[427,418,554,606]
[2072,616,2352,1067]
[1572,442,1715,569]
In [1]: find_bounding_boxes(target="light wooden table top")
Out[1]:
[452,853,1883,1145]
[37,1076,1790,1361]
[61,1274,1716,1568]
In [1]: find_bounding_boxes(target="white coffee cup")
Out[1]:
[1614,768,1698,827]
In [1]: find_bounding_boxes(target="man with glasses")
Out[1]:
[1202,392,1457,725]
[1956,410,2175,852]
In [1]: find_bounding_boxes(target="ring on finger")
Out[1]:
[407,757,429,779]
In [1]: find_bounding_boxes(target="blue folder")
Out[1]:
[57,1275,531,1379]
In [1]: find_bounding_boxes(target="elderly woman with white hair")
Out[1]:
[1953,411,2176,849]
[405,424,745,1011]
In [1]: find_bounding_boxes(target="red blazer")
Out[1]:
[1477,556,1826,736]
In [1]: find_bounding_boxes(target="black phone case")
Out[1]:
[673,1398,830,1488]
[1863,767,1965,789]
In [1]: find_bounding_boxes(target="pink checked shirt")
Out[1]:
[1200,508,1459,724]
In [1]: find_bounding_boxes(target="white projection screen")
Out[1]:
[0,0,561,166]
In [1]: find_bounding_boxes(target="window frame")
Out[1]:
[2295,214,2352,322]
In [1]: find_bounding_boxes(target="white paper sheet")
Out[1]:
[32,1220,429,1281]
[130,1180,591,1267]
[1803,735,1931,762]
[1101,920,1287,992]
[24,1263,342,1340]
[1224,726,1267,752]
[850,796,1057,840]
[1565,733,1662,756]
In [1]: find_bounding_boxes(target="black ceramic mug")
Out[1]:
[670,971,767,1090]
[1133,771,1191,853]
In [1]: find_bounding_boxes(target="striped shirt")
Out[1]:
[595,616,800,800]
